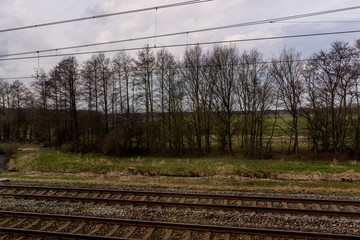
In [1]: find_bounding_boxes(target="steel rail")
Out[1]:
[0,210,358,239]
[0,227,129,239]
[1,193,359,217]
[1,184,359,206]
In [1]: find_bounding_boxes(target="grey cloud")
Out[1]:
[1,0,360,79]
[0,39,9,55]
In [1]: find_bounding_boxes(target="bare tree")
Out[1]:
[271,48,304,155]
[0,81,11,140]
[237,49,272,156]
[112,51,137,153]
[134,45,156,151]
[58,56,81,144]
[301,65,329,154]
[0,81,10,113]
[4,39,360,158]
[81,58,96,147]
[308,41,360,154]
[96,53,112,134]
[182,45,212,153]
[32,69,51,145]
[210,45,238,154]
[80,53,111,147]
[352,40,360,155]
[113,51,134,115]
[156,48,178,151]
[48,64,67,146]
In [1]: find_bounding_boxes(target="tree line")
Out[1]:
[1,40,360,157]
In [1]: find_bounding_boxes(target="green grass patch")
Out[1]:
[4,147,360,196]
[10,148,360,178]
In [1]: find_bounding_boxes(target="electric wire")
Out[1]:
[1,5,360,58]
[0,0,212,33]
[272,20,360,24]
[0,77,35,80]
[0,29,359,62]
[3,47,359,81]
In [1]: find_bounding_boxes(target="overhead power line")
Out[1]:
[0,29,360,62]
[0,0,212,33]
[273,20,360,24]
[1,5,360,58]
[2,53,358,82]
[0,77,35,80]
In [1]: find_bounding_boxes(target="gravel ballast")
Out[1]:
[0,183,359,236]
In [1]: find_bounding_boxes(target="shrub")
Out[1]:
[0,143,19,157]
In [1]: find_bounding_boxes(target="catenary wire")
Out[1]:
[2,44,359,81]
[0,77,36,80]
[1,5,360,58]
[2,56,357,81]
[0,0,212,33]
[0,29,359,62]
[271,20,360,24]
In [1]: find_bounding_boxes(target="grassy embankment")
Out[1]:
[1,146,360,196]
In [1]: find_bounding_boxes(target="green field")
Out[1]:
[1,146,360,196]
[8,148,360,175]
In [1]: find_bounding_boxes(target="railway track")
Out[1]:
[0,210,359,239]
[0,184,359,217]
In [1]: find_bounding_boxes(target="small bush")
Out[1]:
[0,143,19,157]
[235,169,275,179]
[59,142,84,153]
[251,169,275,179]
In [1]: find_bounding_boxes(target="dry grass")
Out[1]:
[1,171,360,196]
[275,170,360,182]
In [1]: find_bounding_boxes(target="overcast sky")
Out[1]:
[0,0,359,82]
